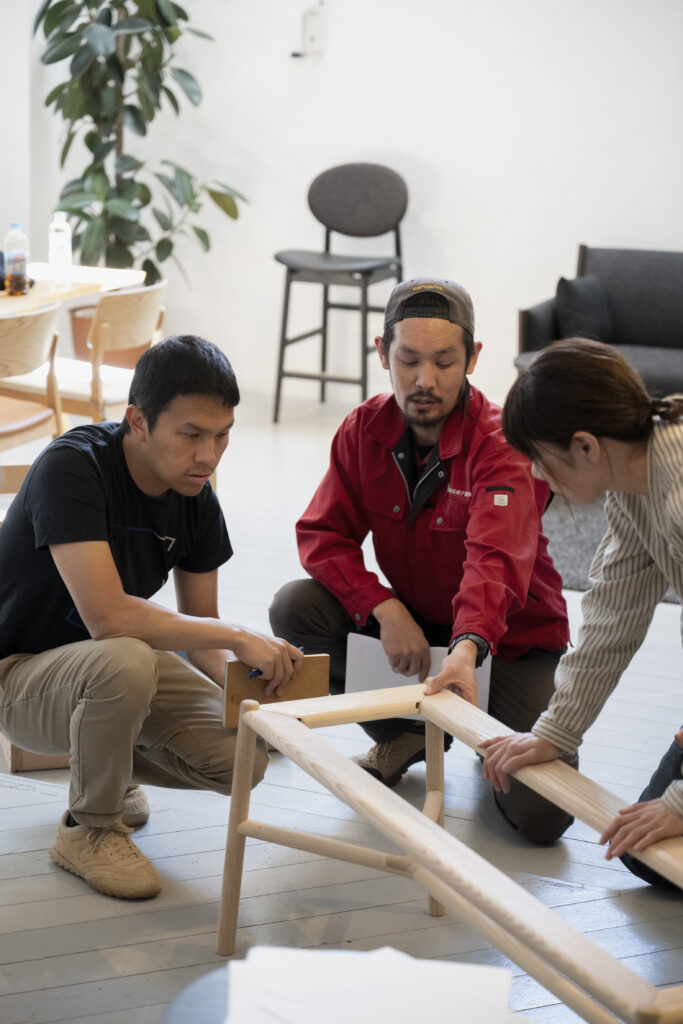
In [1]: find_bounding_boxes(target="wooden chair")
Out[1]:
[0,304,66,493]
[217,687,683,1024]
[0,306,70,771]
[0,280,166,423]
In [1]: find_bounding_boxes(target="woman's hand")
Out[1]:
[479,732,561,792]
[600,799,683,859]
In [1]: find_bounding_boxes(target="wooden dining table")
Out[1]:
[0,262,145,315]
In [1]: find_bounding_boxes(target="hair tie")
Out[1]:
[651,398,663,415]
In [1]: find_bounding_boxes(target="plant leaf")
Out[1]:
[156,238,173,262]
[172,3,189,20]
[60,127,76,168]
[104,198,140,221]
[57,191,100,211]
[105,243,135,268]
[42,32,82,64]
[112,17,152,34]
[156,0,178,26]
[161,85,180,115]
[70,45,94,77]
[116,154,143,174]
[186,27,214,40]
[192,225,210,251]
[142,258,161,285]
[45,81,68,106]
[170,67,202,106]
[153,207,173,231]
[154,171,184,206]
[44,1,73,38]
[84,23,116,57]
[210,180,248,203]
[80,217,107,265]
[123,104,147,136]
[33,0,53,35]
[84,168,110,199]
[208,189,239,219]
[93,139,116,163]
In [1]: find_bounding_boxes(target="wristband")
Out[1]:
[448,632,489,668]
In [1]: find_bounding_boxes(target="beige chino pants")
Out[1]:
[0,637,268,827]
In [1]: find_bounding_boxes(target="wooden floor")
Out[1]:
[1,394,682,1024]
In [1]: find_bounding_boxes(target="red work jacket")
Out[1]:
[296,386,569,660]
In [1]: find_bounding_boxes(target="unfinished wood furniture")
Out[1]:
[217,686,683,1024]
[223,654,329,727]
[0,304,65,494]
[0,309,70,772]
[0,280,166,423]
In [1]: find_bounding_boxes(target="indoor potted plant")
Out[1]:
[34,0,243,360]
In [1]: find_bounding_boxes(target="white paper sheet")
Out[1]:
[345,632,491,713]
[225,946,520,1024]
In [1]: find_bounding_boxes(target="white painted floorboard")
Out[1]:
[1,394,682,1023]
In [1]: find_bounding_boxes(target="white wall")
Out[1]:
[20,0,683,405]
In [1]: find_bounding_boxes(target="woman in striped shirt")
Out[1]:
[481,338,683,884]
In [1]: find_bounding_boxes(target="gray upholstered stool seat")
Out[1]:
[275,250,398,275]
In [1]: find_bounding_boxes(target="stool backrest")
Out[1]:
[307,163,408,238]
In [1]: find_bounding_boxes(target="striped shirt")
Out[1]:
[533,419,683,817]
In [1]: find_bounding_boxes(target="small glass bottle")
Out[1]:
[48,210,72,287]
[3,221,29,296]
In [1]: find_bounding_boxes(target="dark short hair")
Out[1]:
[382,292,474,363]
[122,335,240,433]
[501,338,671,460]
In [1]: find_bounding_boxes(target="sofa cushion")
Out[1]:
[610,344,683,398]
[515,344,683,398]
[556,275,613,343]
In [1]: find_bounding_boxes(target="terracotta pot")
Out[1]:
[70,305,149,369]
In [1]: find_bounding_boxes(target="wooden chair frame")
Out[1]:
[217,687,683,1024]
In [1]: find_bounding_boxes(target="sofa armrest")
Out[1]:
[518,298,558,353]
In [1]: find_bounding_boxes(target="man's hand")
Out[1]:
[600,799,683,859]
[372,598,431,681]
[232,630,304,696]
[479,732,561,793]
[423,640,479,704]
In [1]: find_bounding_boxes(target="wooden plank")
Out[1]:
[222,655,329,728]
[420,690,683,890]
[266,682,424,727]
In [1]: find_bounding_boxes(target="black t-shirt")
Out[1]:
[0,422,232,658]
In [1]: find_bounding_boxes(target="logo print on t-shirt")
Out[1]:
[114,524,176,551]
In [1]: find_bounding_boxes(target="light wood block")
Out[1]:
[222,654,329,727]
[0,732,70,773]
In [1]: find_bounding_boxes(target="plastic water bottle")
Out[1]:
[3,221,29,296]
[48,210,72,287]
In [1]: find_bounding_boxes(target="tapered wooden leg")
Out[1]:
[425,720,445,917]
[216,700,260,956]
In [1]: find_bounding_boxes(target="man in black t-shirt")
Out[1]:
[0,336,302,899]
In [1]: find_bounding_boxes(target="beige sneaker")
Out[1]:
[122,785,150,827]
[49,812,161,899]
[353,731,427,788]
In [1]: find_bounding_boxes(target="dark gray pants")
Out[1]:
[619,730,683,888]
[270,578,576,844]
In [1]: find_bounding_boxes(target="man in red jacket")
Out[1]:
[270,278,574,842]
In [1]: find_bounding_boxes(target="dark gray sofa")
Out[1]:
[517,244,683,396]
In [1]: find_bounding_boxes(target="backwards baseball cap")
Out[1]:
[384,278,475,337]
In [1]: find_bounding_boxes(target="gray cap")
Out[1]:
[384,278,475,336]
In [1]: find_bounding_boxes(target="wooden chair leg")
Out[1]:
[216,700,260,956]
[425,720,445,917]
